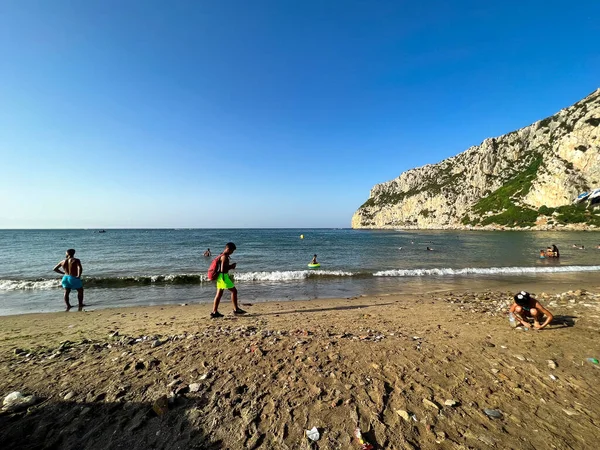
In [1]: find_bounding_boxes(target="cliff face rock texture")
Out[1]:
[352,89,600,230]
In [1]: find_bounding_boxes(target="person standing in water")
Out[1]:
[203,248,212,257]
[211,242,246,318]
[53,249,84,311]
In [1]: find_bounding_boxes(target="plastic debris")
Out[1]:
[547,360,557,369]
[306,426,320,441]
[549,375,557,381]
[354,428,374,450]
[483,408,503,419]
[586,357,599,365]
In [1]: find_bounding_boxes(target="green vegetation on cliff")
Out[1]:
[472,154,542,216]
[461,154,543,227]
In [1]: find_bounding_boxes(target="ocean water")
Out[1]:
[1,228,599,315]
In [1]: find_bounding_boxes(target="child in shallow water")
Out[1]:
[509,291,554,330]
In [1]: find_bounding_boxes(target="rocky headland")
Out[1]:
[353,89,600,230]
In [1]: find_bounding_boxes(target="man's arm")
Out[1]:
[75,259,83,278]
[534,302,554,329]
[53,261,65,275]
[220,255,229,273]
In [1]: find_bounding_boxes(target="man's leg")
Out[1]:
[229,287,239,311]
[212,289,224,313]
[64,289,72,309]
[77,289,85,309]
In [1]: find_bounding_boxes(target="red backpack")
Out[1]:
[207,254,223,281]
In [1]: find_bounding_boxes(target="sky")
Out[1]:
[1,1,599,228]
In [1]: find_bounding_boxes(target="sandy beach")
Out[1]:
[1,285,600,449]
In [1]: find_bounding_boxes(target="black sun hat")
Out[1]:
[514,291,531,305]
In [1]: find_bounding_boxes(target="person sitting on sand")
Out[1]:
[311,254,318,264]
[539,249,546,259]
[509,291,554,330]
[203,248,211,257]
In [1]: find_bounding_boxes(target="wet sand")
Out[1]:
[1,285,600,449]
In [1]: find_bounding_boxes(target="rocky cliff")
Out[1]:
[352,89,600,230]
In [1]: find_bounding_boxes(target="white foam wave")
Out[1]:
[0,279,61,291]
[374,265,600,277]
[234,270,355,282]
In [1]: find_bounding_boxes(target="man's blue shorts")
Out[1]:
[61,275,83,290]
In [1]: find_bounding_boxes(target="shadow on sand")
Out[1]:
[0,397,222,450]
[256,302,395,317]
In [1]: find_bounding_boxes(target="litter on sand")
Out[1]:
[306,426,320,441]
[354,427,374,450]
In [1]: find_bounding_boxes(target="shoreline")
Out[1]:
[2,271,600,318]
[352,223,600,231]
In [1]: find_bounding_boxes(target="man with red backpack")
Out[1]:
[209,242,246,318]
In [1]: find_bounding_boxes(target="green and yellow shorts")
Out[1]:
[216,273,235,290]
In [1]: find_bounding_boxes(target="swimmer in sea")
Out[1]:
[426,246,433,251]
[203,248,211,257]
[509,291,554,330]
[539,249,546,259]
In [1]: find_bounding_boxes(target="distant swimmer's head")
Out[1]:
[66,249,76,258]
[224,242,237,254]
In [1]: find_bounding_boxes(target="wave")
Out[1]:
[0,270,357,290]
[373,265,600,277]
[234,270,356,282]
[2,265,599,290]
[0,274,206,291]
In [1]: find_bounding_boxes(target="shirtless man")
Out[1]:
[53,249,84,310]
[211,242,246,318]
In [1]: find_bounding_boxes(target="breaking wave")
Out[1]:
[233,270,356,281]
[373,265,600,277]
[2,265,599,290]
[0,270,356,290]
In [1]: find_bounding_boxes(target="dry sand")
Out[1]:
[1,287,600,449]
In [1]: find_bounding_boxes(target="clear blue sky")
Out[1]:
[1,1,598,228]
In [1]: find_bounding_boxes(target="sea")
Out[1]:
[1,228,599,316]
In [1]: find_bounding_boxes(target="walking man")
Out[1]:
[211,242,246,318]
